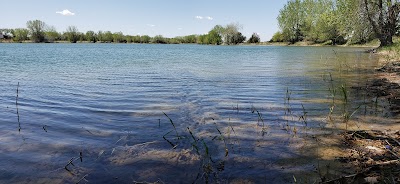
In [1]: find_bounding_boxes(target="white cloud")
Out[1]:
[56,9,75,16]
[178,28,183,30]
[147,24,156,27]
[196,16,213,20]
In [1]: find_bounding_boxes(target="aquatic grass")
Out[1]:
[163,112,181,139]
[299,104,308,127]
[162,112,184,149]
[158,115,231,183]
[187,127,200,155]
[214,123,228,157]
[251,105,268,136]
[340,84,348,105]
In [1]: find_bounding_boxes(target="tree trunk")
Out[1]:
[363,0,400,47]
[379,32,393,46]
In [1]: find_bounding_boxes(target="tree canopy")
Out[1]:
[2,20,257,45]
[275,0,400,46]
[26,20,46,43]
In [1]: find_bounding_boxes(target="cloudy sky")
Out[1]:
[0,0,288,41]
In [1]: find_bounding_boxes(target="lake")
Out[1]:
[0,44,382,183]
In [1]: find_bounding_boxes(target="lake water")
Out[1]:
[0,44,382,183]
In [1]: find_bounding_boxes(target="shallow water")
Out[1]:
[0,44,383,183]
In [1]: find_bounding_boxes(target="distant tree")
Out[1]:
[12,28,29,42]
[103,31,114,42]
[1,29,14,39]
[26,20,46,42]
[182,35,197,43]
[141,35,151,43]
[85,31,97,43]
[113,32,126,43]
[65,26,80,43]
[125,35,133,43]
[97,31,104,42]
[247,33,260,43]
[270,31,285,42]
[231,32,246,44]
[197,34,209,44]
[222,23,243,44]
[45,26,60,43]
[152,35,167,44]
[79,32,85,42]
[131,35,141,43]
[207,28,222,45]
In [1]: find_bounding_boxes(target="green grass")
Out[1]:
[378,36,400,60]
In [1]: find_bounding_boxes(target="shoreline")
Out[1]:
[0,38,380,48]
[313,45,400,182]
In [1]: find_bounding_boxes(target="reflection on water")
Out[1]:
[0,44,386,183]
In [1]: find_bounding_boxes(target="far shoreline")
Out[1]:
[0,39,380,48]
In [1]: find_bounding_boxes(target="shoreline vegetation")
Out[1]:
[0,21,258,45]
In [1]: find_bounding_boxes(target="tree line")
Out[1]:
[273,0,400,46]
[0,20,260,45]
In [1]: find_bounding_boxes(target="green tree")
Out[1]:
[248,33,260,43]
[270,31,285,42]
[113,32,126,43]
[79,32,85,42]
[12,28,29,42]
[152,35,167,44]
[85,31,97,43]
[141,35,151,43]
[336,0,374,44]
[65,26,80,43]
[131,35,141,43]
[103,31,114,42]
[182,35,197,43]
[207,29,222,45]
[45,26,60,43]
[363,0,400,46]
[26,20,46,42]
[314,10,344,44]
[277,0,305,43]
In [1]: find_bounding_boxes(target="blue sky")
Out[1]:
[1,0,288,41]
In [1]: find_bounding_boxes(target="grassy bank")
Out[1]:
[378,37,400,61]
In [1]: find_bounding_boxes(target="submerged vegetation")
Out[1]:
[0,20,259,45]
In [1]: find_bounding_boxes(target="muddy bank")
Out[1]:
[326,54,400,183]
[369,60,400,116]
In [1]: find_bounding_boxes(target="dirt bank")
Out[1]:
[335,50,400,183]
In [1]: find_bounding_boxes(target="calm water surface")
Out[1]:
[0,44,380,183]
